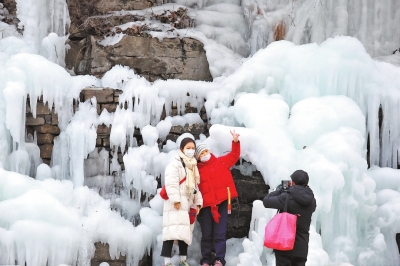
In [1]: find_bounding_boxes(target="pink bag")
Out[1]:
[264,193,298,250]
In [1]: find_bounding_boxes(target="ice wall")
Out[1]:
[203,37,400,169]
[242,0,400,57]
[3,35,400,265]
[155,0,400,60]
[0,168,154,266]
[211,92,388,265]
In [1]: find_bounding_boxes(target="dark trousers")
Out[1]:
[160,240,188,257]
[198,200,228,265]
[275,252,307,266]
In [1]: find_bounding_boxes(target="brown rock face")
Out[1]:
[67,35,212,82]
[26,117,45,126]
[65,0,212,82]
[36,102,51,115]
[169,123,205,140]
[82,88,114,103]
[39,144,53,159]
[36,125,61,135]
[37,133,55,145]
[65,38,86,72]
[2,0,16,15]
[228,168,270,238]
[91,243,126,266]
[67,0,157,39]
[97,124,111,135]
[51,114,59,125]
[94,0,156,14]
[91,242,151,266]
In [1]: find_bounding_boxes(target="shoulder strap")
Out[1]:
[283,192,290,212]
[179,157,187,184]
[276,192,290,214]
[180,157,187,175]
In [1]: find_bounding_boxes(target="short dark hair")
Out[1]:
[290,170,309,185]
[180,137,196,150]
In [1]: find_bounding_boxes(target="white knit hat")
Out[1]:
[195,143,209,160]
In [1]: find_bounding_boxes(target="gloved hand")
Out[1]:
[275,184,284,193]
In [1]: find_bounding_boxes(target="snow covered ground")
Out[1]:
[0,0,400,265]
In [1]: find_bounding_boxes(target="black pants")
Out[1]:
[275,252,307,266]
[198,200,228,265]
[161,240,188,257]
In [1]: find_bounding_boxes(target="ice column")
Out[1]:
[16,0,70,62]
[65,99,98,187]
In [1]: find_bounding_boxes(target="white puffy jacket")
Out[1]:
[162,155,203,245]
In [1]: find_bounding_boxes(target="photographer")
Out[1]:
[263,170,316,266]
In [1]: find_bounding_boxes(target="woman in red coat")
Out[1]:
[195,130,240,266]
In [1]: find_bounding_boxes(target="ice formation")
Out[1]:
[0,0,400,266]
[0,168,153,265]
[242,0,400,58]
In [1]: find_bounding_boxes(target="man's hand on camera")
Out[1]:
[275,184,284,193]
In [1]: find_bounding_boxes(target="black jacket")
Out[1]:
[263,185,316,258]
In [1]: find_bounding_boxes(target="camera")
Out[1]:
[281,180,291,190]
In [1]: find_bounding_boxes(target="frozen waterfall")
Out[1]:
[0,0,400,265]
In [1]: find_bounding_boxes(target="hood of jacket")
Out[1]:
[289,185,315,206]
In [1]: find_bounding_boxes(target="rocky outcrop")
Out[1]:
[91,242,151,266]
[228,168,270,238]
[94,0,156,14]
[1,0,16,15]
[26,99,59,165]
[66,35,212,82]
[0,0,19,30]
[65,0,212,82]
[66,0,157,38]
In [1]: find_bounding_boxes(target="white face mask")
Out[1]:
[200,153,211,162]
[184,149,195,158]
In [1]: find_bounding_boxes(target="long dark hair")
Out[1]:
[180,137,196,151]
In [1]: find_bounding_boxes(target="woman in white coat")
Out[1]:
[161,137,203,266]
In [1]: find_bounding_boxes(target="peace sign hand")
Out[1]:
[230,130,240,143]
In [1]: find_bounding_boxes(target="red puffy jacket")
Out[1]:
[198,141,240,222]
